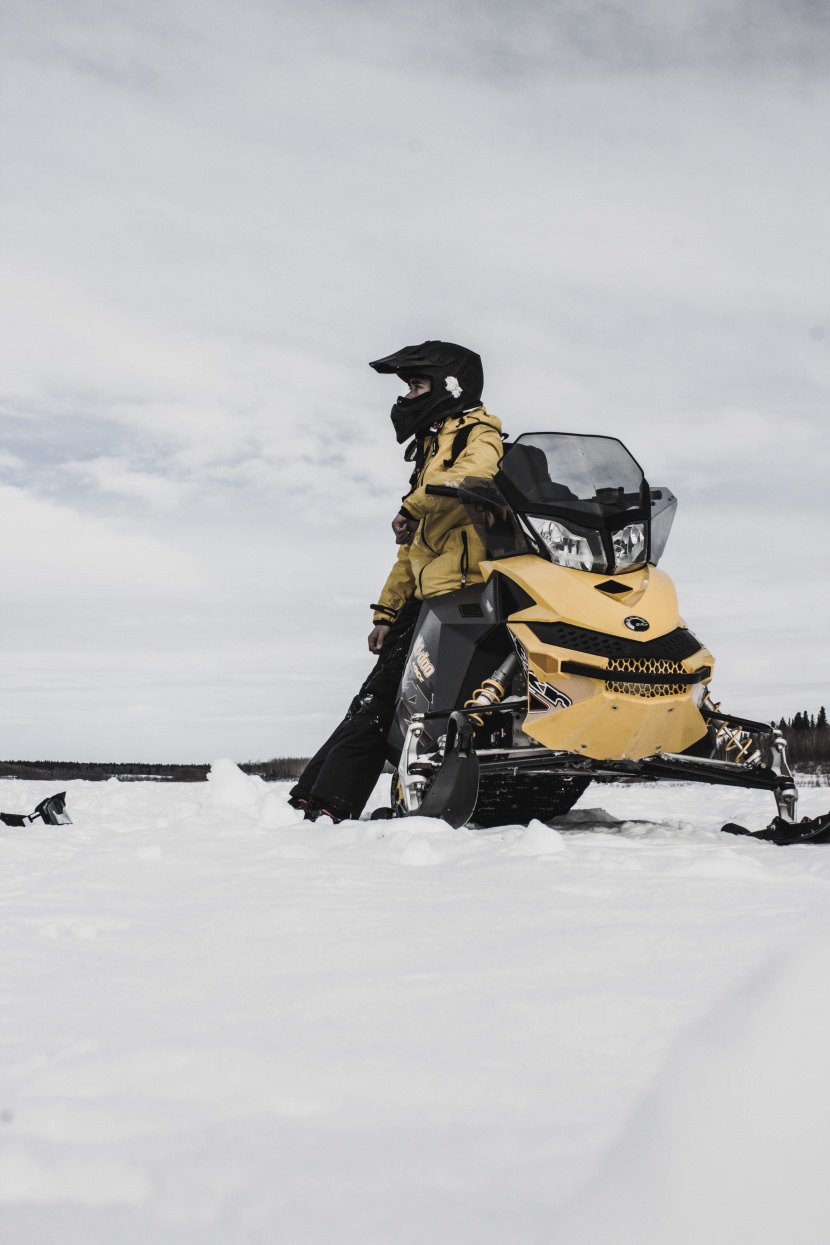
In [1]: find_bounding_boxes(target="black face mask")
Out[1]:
[369,341,484,444]
[390,390,433,444]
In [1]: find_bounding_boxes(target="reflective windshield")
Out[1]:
[498,433,645,517]
[455,433,676,573]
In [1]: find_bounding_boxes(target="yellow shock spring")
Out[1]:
[464,678,509,728]
[709,703,761,764]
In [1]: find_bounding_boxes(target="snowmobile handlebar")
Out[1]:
[425,482,505,513]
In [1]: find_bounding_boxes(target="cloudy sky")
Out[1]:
[1,0,828,762]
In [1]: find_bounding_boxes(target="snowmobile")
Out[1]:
[386,432,830,844]
[0,792,72,827]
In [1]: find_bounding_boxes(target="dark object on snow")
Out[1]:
[722,814,830,845]
[0,792,72,828]
[288,793,350,824]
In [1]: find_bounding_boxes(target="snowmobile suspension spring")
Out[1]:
[712,718,760,765]
[465,679,508,727]
[464,653,521,727]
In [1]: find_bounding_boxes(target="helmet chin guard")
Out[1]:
[369,341,484,443]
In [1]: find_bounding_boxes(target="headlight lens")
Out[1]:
[612,522,646,570]
[530,518,601,571]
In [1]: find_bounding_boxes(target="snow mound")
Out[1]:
[205,759,261,810]
[556,927,830,1245]
[257,788,302,828]
[510,819,567,856]
[203,760,302,826]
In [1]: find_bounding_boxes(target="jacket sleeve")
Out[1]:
[371,544,416,625]
[399,422,503,521]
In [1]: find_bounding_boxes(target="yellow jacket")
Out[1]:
[372,407,504,624]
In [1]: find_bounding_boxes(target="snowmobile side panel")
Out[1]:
[388,582,506,755]
[480,557,680,640]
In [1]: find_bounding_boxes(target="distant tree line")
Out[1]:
[781,707,828,731]
[2,715,828,783]
[0,758,309,782]
[241,758,309,781]
[776,708,830,770]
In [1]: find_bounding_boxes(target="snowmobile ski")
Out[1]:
[406,712,480,829]
[722,813,830,846]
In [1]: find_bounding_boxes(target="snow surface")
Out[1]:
[2,763,830,1244]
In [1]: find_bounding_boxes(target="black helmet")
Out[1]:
[369,340,484,444]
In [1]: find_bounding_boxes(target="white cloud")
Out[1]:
[0,483,201,599]
[61,456,194,509]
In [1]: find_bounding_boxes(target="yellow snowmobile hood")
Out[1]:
[481,555,713,762]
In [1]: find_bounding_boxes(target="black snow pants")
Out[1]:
[289,596,422,819]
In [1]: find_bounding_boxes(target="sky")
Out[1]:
[1,0,828,762]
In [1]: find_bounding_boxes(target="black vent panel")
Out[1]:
[526,622,704,661]
[458,602,484,618]
[595,580,631,595]
[498,578,536,615]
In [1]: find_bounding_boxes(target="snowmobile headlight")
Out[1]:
[612,522,646,570]
[530,518,600,571]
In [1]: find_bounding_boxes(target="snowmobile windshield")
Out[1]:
[498,434,646,518]
[462,433,677,574]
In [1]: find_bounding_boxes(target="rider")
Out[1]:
[289,341,504,823]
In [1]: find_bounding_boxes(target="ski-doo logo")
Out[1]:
[409,635,435,683]
[624,616,650,632]
[444,375,462,399]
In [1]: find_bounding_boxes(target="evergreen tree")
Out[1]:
[819,706,828,730]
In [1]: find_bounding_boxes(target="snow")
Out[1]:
[557,938,830,1245]
[2,765,830,1243]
